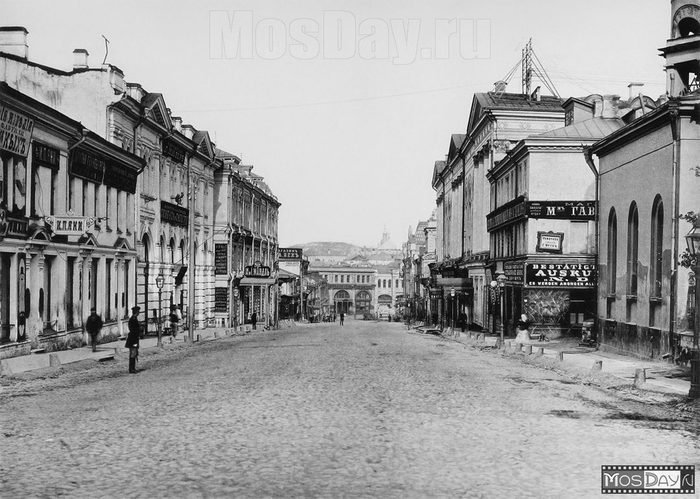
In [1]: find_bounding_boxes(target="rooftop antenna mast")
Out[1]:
[495,39,560,99]
[522,39,533,95]
[101,35,110,65]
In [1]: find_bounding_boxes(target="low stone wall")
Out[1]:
[598,318,670,360]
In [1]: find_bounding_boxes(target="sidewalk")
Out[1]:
[418,326,692,397]
[0,324,262,376]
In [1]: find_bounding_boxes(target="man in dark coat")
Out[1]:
[126,306,141,373]
[251,311,257,330]
[86,307,103,352]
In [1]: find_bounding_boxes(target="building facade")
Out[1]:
[0,82,143,358]
[590,0,700,358]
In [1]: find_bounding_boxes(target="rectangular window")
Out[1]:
[50,169,57,214]
[66,257,75,329]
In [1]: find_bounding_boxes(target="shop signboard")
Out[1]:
[279,247,303,260]
[214,243,228,275]
[536,231,564,253]
[0,105,33,157]
[214,287,228,312]
[504,261,524,285]
[527,200,595,220]
[45,215,95,236]
[245,261,271,278]
[525,262,596,288]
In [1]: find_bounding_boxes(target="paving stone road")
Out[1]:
[1,320,698,498]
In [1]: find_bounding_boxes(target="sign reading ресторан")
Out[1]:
[0,106,34,157]
[525,262,596,288]
[278,247,303,260]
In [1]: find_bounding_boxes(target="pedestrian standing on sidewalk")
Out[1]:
[126,306,141,374]
[86,307,103,352]
[252,311,257,330]
[340,312,345,326]
[169,305,179,338]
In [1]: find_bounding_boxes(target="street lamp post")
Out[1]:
[685,222,700,398]
[155,273,164,348]
[496,272,506,347]
[450,287,456,330]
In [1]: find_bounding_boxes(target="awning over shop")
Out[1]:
[435,277,471,289]
[239,277,276,286]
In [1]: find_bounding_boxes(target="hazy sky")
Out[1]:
[4,0,669,247]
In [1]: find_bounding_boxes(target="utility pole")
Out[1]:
[187,154,196,343]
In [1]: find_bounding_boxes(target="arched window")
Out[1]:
[627,202,639,295]
[607,208,617,294]
[160,235,165,262]
[169,238,175,264]
[650,196,664,298]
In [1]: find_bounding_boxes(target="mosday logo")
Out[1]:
[601,465,695,494]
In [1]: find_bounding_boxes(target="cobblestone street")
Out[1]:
[1,321,698,498]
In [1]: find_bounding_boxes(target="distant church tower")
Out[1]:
[662,0,700,96]
[378,226,396,250]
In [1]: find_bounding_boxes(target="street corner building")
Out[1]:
[589,0,700,360]
[0,81,144,357]
[0,26,281,359]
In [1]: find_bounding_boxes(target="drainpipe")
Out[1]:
[584,147,600,332]
[669,104,681,358]
[187,147,196,342]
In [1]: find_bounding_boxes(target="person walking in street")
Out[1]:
[86,307,103,352]
[340,312,345,326]
[126,306,141,374]
[169,305,180,338]
[251,311,257,330]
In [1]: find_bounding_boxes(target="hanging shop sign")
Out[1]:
[160,200,188,228]
[214,243,228,275]
[279,247,303,260]
[525,262,596,288]
[536,231,564,253]
[527,200,596,220]
[0,106,34,157]
[245,261,271,278]
[45,215,95,236]
[504,261,524,285]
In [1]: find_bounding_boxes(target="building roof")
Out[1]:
[474,91,564,111]
[537,117,626,139]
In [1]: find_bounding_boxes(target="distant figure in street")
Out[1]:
[17,311,26,342]
[126,306,141,374]
[86,307,103,352]
[169,305,179,338]
[459,311,467,333]
[251,311,257,330]
[340,312,345,326]
[514,313,530,344]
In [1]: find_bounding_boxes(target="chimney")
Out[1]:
[493,80,507,93]
[0,26,29,59]
[73,48,89,69]
[601,95,621,118]
[628,82,644,100]
[172,116,182,132]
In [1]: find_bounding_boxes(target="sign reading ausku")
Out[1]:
[601,465,694,494]
[525,262,596,288]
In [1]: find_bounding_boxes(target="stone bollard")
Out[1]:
[49,353,61,367]
[592,360,603,371]
[558,351,564,362]
[526,345,533,355]
[536,347,544,357]
[633,368,646,388]
[196,334,201,342]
